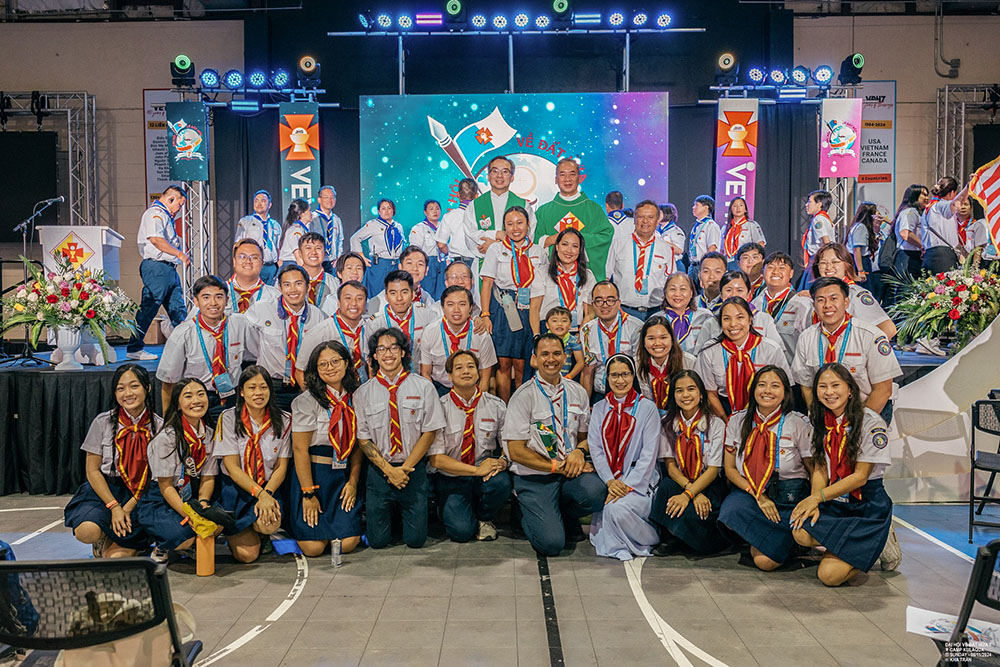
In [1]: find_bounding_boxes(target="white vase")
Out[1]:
[54,326,84,371]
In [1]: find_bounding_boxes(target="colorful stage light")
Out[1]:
[223,69,244,90]
[229,99,261,114]
[813,64,834,85]
[247,70,267,88]
[609,11,624,27]
[839,52,865,85]
[574,12,601,25]
[632,12,647,26]
[493,14,507,29]
[376,13,392,29]
[790,65,810,85]
[747,67,765,84]
[471,13,487,28]
[769,69,787,85]
[553,0,569,13]
[446,0,463,16]
[271,69,290,88]
[415,12,442,25]
[199,69,219,89]
[358,13,370,29]
[398,14,413,28]
[170,54,195,87]
[535,14,550,28]
[656,13,671,27]
[514,12,529,28]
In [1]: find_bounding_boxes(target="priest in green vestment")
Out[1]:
[462,155,537,258]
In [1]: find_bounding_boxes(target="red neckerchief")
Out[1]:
[599,313,623,357]
[601,388,638,478]
[742,409,782,499]
[958,216,971,246]
[749,274,764,298]
[335,312,364,373]
[449,389,482,465]
[180,415,207,484]
[764,286,791,317]
[503,237,535,288]
[240,406,270,485]
[443,319,471,354]
[674,411,704,481]
[197,314,227,377]
[283,298,301,366]
[821,314,851,363]
[307,271,324,305]
[376,371,409,456]
[648,361,670,411]
[387,306,413,342]
[724,216,747,259]
[326,388,357,461]
[231,278,263,313]
[633,233,654,292]
[114,408,152,499]
[824,411,861,500]
[722,333,762,412]
[556,263,579,313]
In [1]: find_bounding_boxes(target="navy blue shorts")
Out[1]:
[135,483,197,551]
[64,477,150,551]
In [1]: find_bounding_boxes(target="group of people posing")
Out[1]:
[70,154,915,588]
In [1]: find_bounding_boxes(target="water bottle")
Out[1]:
[330,539,342,568]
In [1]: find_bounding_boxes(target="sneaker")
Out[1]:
[476,521,498,541]
[126,350,158,361]
[916,337,947,357]
[879,525,902,571]
[149,547,169,564]
[91,533,108,559]
[175,546,196,561]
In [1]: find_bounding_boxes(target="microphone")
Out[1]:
[41,196,65,204]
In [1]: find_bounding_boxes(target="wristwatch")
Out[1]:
[301,490,316,500]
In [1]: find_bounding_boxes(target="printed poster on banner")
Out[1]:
[714,98,759,219]
[820,98,863,178]
[142,89,181,205]
[278,101,321,216]
[166,102,209,182]
[857,81,896,216]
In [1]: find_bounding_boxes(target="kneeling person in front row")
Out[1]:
[503,333,607,556]
[428,350,511,543]
[356,328,446,549]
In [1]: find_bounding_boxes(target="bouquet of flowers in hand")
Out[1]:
[1,255,138,360]
[890,252,1000,352]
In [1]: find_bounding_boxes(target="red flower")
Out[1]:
[79,291,90,300]
[946,280,956,287]
[949,309,961,320]
[73,282,82,290]
[46,294,58,303]
[60,287,70,297]
[937,273,946,280]
[85,309,96,319]
[952,296,963,305]
[956,285,968,292]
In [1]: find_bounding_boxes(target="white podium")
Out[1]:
[37,225,124,281]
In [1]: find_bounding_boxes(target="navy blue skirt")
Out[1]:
[64,477,150,551]
[135,483,196,551]
[284,445,363,542]
[649,476,730,554]
[217,474,287,536]
[805,478,892,572]
[364,257,399,298]
[489,290,532,359]
[718,478,809,564]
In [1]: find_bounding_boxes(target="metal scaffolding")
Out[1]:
[1,91,98,227]
[936,84,996,184]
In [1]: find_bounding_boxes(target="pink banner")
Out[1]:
[714,99,759,219]
[820,98,863,178]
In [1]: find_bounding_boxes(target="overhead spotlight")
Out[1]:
[199,68,220,89]
[769,69,787,86]
[790,65,810,86]
[715,52,739,86]
[632,11,647,26]
[223,69,244,90]
[415,12,443,26]
[358,12,373,29]
[535,14,550,28]
[297,55,321,88]
[170,54,196,87]
[376,12,392,29]
[813,64,834,85]
[444,0,466,27]
[838,52,864,85]
[492,14,507,29]
[471,13,487,28]
[270,69,290,88]
[574,12,601,25]
[747,67,765,85]
[656,12,671,28]
[513,12,529,28]
[609,11,624,27]
[397,14,413,29]
[229,99,261,115]
[247,70,267,88]
[552,0,572,29]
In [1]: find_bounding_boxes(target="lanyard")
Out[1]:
[333,315,357,351]
[555,270,580,311]
[310,274,326,305]
[440,320,473,353]
[721,344,759,379]
[632,236,654,292]
[597,314,624,364]
[534,377,569,452]
[385,305,415,342]
[229,280,263,307]
[817,320,853,364]
[195,319,229,386]
[772,415,786,472]
[765,289,792,323]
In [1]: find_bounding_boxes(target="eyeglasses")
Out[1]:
[236,254,262,263]
[489,168,512,176]
[317,359,346,370]
[593,297,620,307]
[375,344,402,355]
[608,372,634,381]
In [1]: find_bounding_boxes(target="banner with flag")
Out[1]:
[969,154,1000,256]
[451,107,517,174]
[278,101,321,216]
[714,98,759,218]
[819,98,863,178]
[166,102,208,181]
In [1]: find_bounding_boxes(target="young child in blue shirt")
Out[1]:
[546,306,584,381]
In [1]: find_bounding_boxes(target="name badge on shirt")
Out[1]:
[184,456,199,479]
[517,288,531,309]
[214,372,236,399]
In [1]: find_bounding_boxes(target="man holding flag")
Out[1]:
[969,154,1000,260]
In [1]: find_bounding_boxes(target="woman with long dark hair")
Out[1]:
[278,198,312,265]
[891,184,929,283]
[922,177,970,274]
[287,341,364,557]
[695,271,781,347]
[215,366,291,563]
[635,315,685,415]
[790,363,900,586]
[847,202,880,290]
[721,197,766,268]
[718,366,813,571]
[136,377,218,562]
[529,227,594,335]
[648,370,729,555]
[587,355,661,560]
[65,364,159,558]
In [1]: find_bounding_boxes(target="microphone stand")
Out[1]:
[0,199,60,366]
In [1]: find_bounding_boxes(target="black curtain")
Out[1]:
[667,105,717,225]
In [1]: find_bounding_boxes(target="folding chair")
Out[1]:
[0,557,201,666]
[935,539,1000,666]
[970,400,1000,543]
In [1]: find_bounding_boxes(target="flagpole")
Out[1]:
[398,35,405,95]
[508,34,514,93]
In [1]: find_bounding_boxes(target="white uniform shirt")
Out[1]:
[895,208,922,252]
[81,410,164,477]
[818,409,891,486]
[350,218,405,260]
[214,407,292,479]
[529,266,596,328]
[463,192,538,256]
[365,304,438,369]
[479,240,546,296]
[428,391,507,475]
[657,223,686,273]
[437,204,475,259]
[235,214,281,264]
[290,391,356,468]
[311,210,345,260]
[695,310,782,352]
[354,372,447,463]
[367,290,441,319]
[137,202,181,263]
[965,218,990,253]
[147,424,217,484]
[723,409,813,481]
[804,212,835,257]
[659,412,725,469]
[849,222,871,258]
[305,270,339,316]
[605,233,674,309]
[419,317,498,387]
[580,313,643,393]
[792,318,902,401]
[244,299,325,382]
[691,219,722,263]
[751,290,813,363]
[278,221,309,263]
[295,314,370,382]
[409,221,445,261]
[922,199,960,250]
[502,376,590,476]
[696,337,792,398]
[156,315,254,393]
[224,279,280,317]
[721,219,766,260]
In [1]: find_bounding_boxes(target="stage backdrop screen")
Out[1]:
[0,132,58,243]
[359,93,669,231]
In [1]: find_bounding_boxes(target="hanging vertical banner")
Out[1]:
[714,98,759,218]
[143,89,181,204]
[165,102,209,182]
[819,97,863,178]
[279,101,321,216]
[857,81,896,212]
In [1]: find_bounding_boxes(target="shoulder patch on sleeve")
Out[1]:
[870,426,888,449]
[814,221,823,229]
[876,337,892,356]
[859,291,875,306]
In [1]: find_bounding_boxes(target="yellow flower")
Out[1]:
[83,270,91,277]
[971,293,979,301]
[982,269,988,277]
[926,277,934,284]
[13,303,24,312]
[925,292,935,299]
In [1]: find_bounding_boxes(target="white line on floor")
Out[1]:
[0,507,61,513]
[11,519,62,545]
[195,553,309,666]
[893,516,975,564]
[624,558,731,667]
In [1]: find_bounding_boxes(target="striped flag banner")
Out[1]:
[969,154,1000,256]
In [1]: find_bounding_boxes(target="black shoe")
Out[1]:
[564,521,587,543]
[652,534,682,557]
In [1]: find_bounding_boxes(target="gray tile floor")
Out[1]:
[0,496,995,666]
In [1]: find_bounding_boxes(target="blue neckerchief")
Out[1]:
[379,217,403,255]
